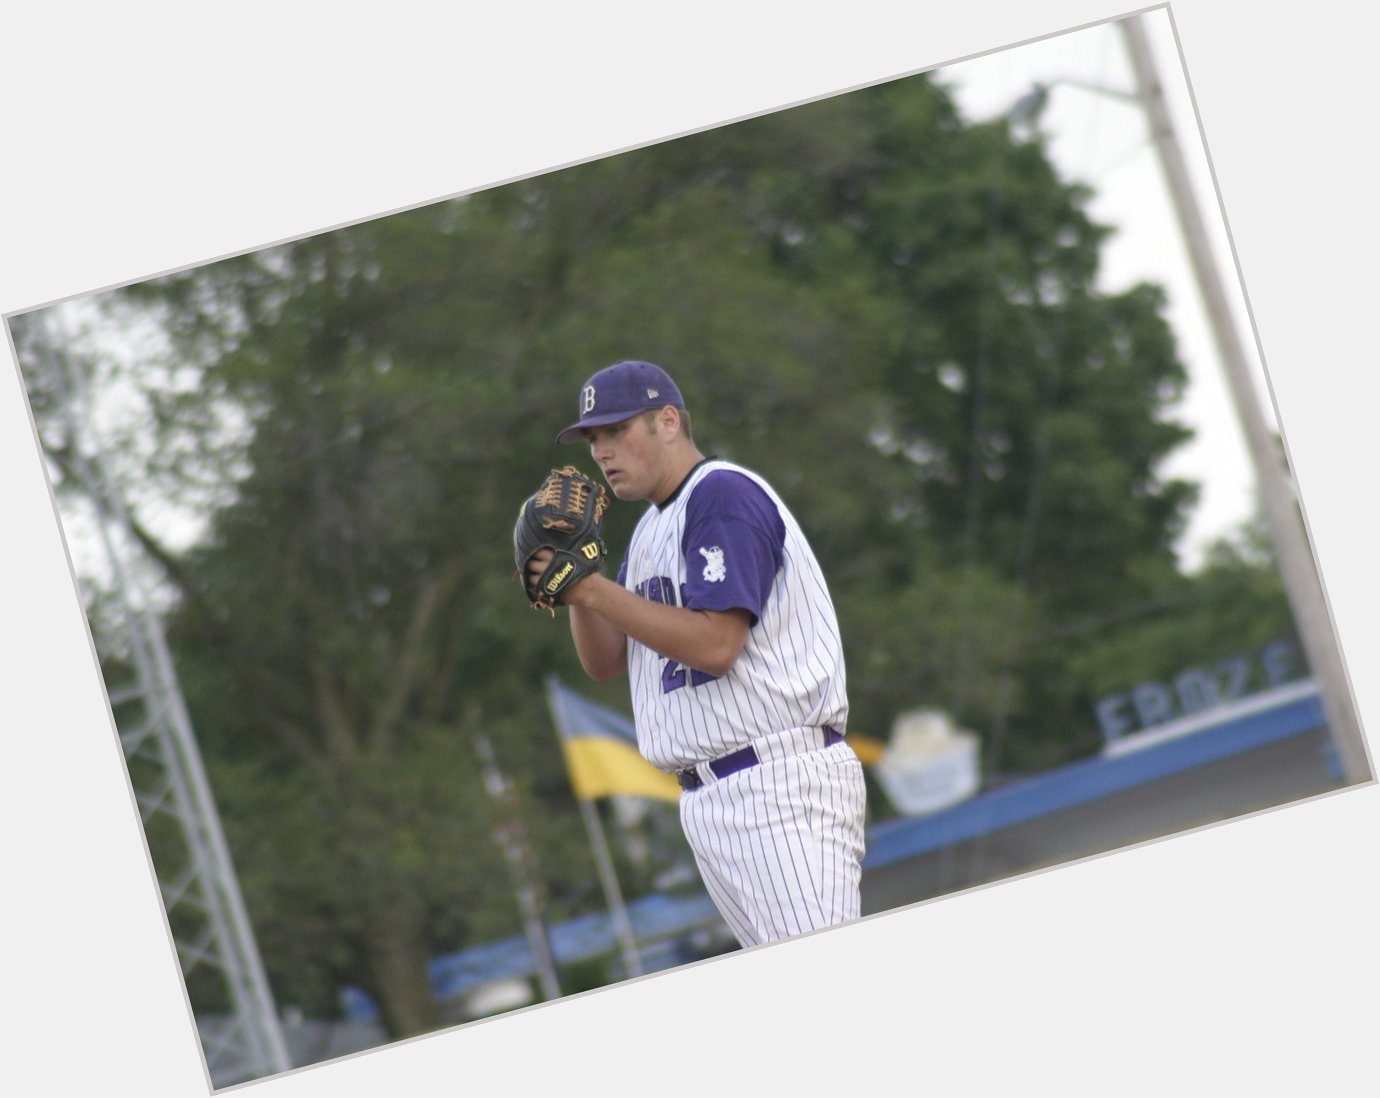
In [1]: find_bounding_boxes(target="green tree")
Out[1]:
[12,66,1295,1040]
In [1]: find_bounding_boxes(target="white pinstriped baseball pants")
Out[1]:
[678,732,867,948]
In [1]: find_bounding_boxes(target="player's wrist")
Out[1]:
[562,570,603,608]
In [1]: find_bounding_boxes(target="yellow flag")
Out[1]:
[546,679,681,803]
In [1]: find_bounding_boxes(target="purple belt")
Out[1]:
[676,727,843,792]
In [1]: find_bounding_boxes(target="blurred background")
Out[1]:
[5,9,1366,1089]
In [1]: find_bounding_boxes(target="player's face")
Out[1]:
[584,413,667,502]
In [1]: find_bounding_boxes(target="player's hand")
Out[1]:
[525,548,554,591]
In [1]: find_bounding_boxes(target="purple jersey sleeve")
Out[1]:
[680,470,785,623]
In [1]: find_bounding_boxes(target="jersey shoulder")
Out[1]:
[687,466,785,534]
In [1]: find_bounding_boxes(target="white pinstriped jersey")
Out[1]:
[617,459,849,772]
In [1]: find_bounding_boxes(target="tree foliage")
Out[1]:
[12,69,1296,1038]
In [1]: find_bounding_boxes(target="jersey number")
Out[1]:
[661,659,719,694]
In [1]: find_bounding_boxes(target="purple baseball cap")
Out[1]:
[555,360,686,445]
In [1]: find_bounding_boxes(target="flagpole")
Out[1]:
[545,677,645,979]
[577,796,645,978]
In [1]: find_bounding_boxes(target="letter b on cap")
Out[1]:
[581,386,596,415]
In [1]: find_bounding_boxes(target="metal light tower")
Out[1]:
[32,313,292,1088]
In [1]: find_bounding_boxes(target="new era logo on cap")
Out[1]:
[556,360,686,445]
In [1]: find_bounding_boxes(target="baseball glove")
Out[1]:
[513,465,610,612]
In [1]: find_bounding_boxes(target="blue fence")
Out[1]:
[341,890,723,1023]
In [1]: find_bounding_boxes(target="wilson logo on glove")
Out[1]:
[546,562,576,591]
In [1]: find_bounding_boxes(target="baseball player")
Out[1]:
[527,359,866,947]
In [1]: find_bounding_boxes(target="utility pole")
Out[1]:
[475,732,563,1002]
[1119,14,1370,784]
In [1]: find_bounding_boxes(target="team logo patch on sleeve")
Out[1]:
[699,546,726,582]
